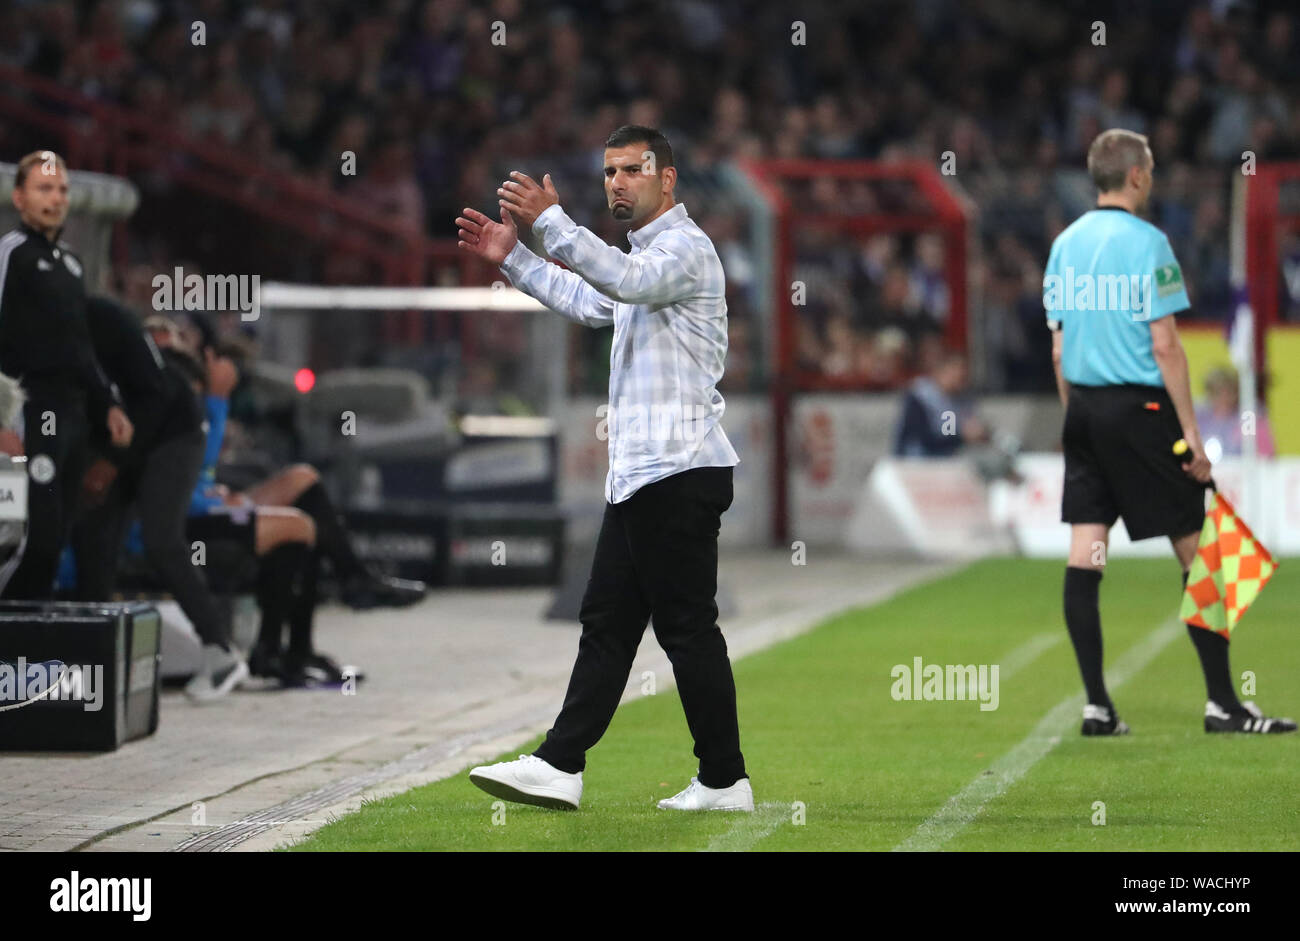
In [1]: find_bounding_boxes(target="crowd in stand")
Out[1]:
[4,0,1299,392]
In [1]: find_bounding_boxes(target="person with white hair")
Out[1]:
[0,370,26,594]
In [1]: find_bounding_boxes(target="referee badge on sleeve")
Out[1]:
[1155,263,1183,298]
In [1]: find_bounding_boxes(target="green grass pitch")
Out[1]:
[291,558,1299,851]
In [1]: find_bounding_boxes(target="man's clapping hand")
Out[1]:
[497,171,559,229]
[456,206,519,266]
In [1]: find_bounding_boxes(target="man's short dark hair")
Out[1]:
[605,125,674,172]
[1087,129,1150,193]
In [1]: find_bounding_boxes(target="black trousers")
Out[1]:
[74,429,230,648]
[534,466,746,788]
[2,394,90,600]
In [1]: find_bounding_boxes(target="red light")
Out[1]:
[295,368,316,393]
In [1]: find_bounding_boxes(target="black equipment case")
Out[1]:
[0,601,162,751]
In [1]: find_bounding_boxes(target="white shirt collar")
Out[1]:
[627,203,687,250]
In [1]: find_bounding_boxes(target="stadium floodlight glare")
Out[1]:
[259,283,548,312]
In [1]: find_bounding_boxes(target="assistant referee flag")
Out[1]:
[1181,491,1278,639]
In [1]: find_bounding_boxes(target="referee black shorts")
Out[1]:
[1061,383,1207,541]
[186,505,258,551]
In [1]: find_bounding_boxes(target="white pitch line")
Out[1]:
[697,632,1062,854]
[892,617,1183,852]
[702,801,788,852]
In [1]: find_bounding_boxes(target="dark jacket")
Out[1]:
[893,376,965,458]
[83,296,203,471]
[0,223,117,423]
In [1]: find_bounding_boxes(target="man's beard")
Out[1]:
[611,203,634,221]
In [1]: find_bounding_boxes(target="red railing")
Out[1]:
[737,157,971,544]
[1246,161,1300,373]
[0,63,499,292]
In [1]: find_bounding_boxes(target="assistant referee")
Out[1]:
[0,151,133,600]
[1046,129,1294,736]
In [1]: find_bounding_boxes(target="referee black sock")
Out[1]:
[255,542,308,651]
[1064,566,1112,711]
[1182,570,1244,714]
[287,549,320,658]
[293,482,367,580]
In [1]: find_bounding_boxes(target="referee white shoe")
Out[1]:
[658,776,754,812]
[468,755,582,810]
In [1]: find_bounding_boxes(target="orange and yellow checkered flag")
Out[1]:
[1181,491,1278,640]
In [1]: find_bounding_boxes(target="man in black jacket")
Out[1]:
[0,151,133,599]
[73,296,248,701]
[892,350,990,457]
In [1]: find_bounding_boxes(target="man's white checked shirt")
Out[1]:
[500,201,739,503]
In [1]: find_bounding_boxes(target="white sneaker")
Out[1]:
[184,644,249,703]
[658,776,754,812]
[468,754,582,810]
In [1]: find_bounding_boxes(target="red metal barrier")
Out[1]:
[1246,162,1300,374]
[737,157,970,544]
[0,63,495,289]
